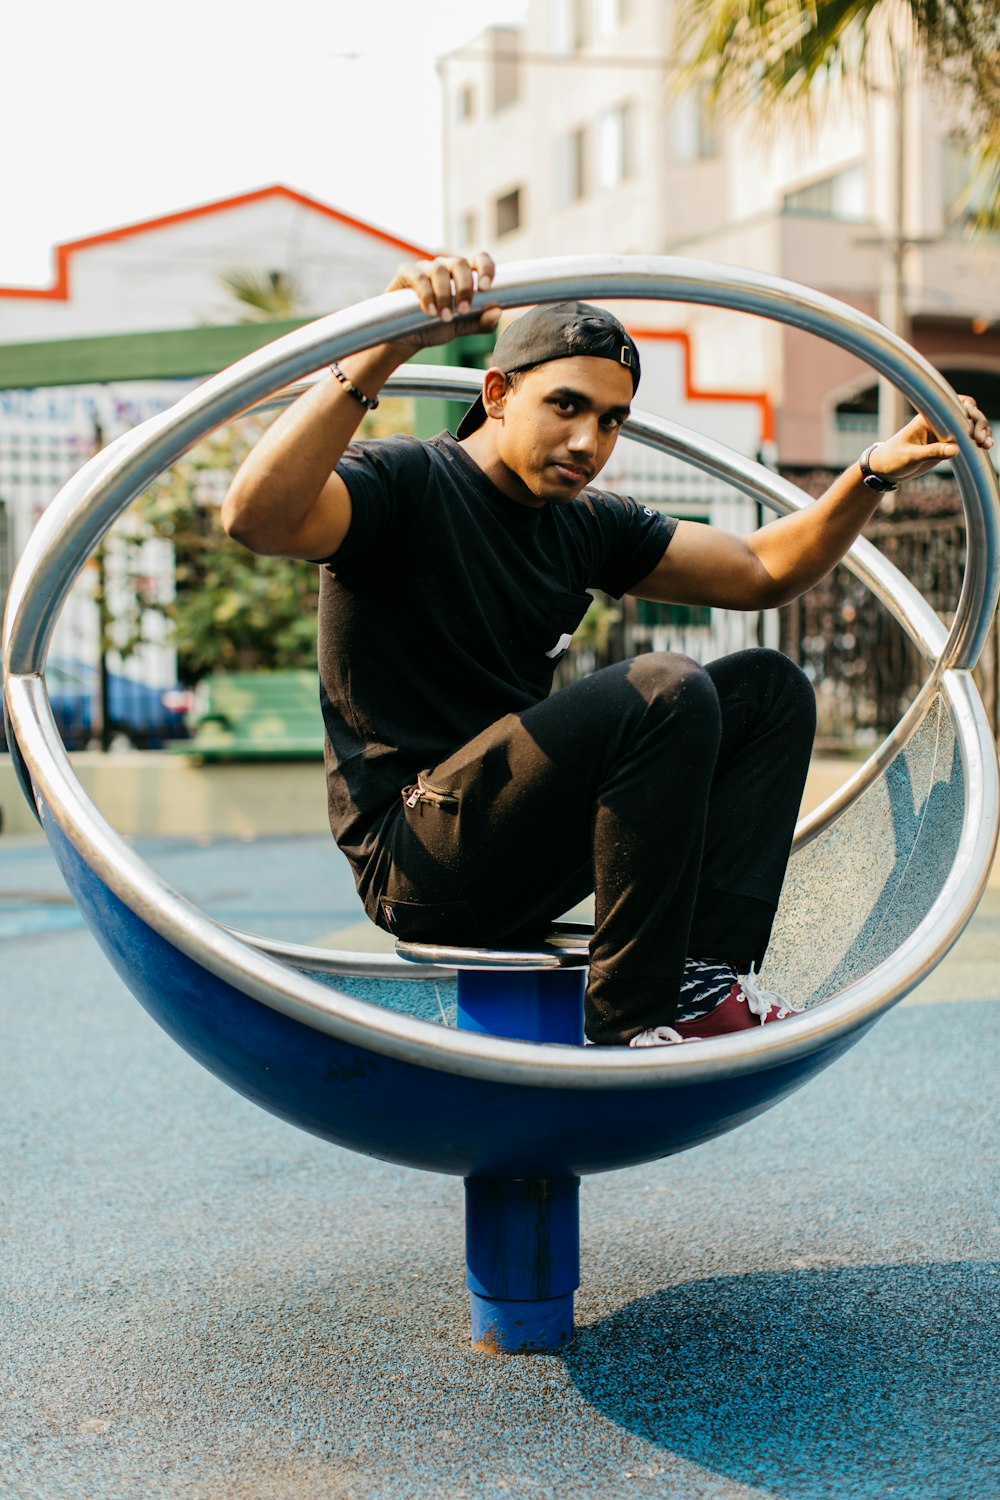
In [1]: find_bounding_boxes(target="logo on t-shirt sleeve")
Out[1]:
[545,632,574,660]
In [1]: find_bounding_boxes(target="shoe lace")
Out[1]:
[628,1025,687,1047]
[741,963,792,1024]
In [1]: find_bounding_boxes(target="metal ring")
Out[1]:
[2,257,998,1088]
[396,933,590,970]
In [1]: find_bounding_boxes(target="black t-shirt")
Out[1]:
[318,432,676,896]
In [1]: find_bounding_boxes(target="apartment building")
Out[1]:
[440,0,1000,469]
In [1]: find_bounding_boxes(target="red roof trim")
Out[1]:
[627,325,774,444]
[0,184,432,303]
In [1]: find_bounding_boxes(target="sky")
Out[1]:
[1,0,526,288]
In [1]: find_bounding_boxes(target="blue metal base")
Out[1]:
[456,967,586,1045]
[43,818,866,1183]
[459,968,585,1352]
[469,1291,575,1354]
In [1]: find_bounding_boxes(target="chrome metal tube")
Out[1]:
[3,258,998,1093]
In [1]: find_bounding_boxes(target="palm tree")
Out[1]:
[218,266,303,322]
[676,0,999,229]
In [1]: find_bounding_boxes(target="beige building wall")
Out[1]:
[443,10,675,265]
[440,2,1000,466]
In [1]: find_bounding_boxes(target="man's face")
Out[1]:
[486,355,634,504]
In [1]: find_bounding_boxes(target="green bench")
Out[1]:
[177,670,325,761]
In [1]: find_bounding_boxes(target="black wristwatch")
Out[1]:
[858,443,897,493]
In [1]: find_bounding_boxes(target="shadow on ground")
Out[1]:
[564,1259,999,1500]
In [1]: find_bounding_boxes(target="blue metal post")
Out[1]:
[456,968,585,1045]
[457,966,586,1353]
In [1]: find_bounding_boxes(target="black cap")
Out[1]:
[455,301,641,440]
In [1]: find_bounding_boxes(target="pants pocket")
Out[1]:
[378,895,483,945]
[401,770,460,813]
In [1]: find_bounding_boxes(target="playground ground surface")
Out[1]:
[2,829,998,1500]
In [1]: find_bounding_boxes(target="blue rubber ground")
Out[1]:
[2,832,997,1500]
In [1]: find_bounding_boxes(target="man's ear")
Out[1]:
[482,367,511,421]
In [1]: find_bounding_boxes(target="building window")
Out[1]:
[455,84,476,123]
[495,187,523,237]
[933,368,1000,423]
[555,127,587,207]
[783,164,866,220]
[670,84,719,162]
[490,28,521,111]
[554,0,587,55]
[833,387,879,463]
[597,101,635,190]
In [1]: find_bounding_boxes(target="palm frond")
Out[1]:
[675,0,1000,228]
[217,266,303,322]
[676,0,885,110]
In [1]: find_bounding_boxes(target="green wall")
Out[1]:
[411,334,497,439]
[0,320,311,390]
[0,324,498,408]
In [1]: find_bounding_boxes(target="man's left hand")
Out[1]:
[867,395,994,485]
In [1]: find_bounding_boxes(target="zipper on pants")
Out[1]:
[402,770,459,811]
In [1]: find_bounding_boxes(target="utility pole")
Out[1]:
[878,47,912,439]
[867,46,941,439]
[857,45,938,439]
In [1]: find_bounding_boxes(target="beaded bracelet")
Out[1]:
[330,361,379,411]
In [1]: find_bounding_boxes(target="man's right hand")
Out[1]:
[385,254,501,354]
[223,253,501,561]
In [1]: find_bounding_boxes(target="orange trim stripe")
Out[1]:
[0,184,432,303]
[627,325,774,444]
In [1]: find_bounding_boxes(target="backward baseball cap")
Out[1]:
[455,301,641,440]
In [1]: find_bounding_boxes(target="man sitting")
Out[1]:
[222,253,993,1046]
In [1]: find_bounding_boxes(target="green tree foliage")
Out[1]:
[576,595,623,657]
[677,0,1000,228]
[137,401,414,685]
[134,264,418,683]
[130,266,321,682]
[138,420,320,682]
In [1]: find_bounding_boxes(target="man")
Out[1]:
[222,253,993,1047]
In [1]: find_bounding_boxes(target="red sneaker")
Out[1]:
[628,967,799,1047]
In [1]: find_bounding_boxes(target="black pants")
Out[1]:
[369,648,816,1044]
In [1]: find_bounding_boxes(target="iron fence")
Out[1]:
[778,469,1000,748]
[557,468,999,750]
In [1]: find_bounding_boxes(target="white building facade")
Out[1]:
[0,186,428,715]
[440,2,1000,467]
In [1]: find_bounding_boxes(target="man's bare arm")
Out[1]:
[221,255,499,560]
[631,398,994,610]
